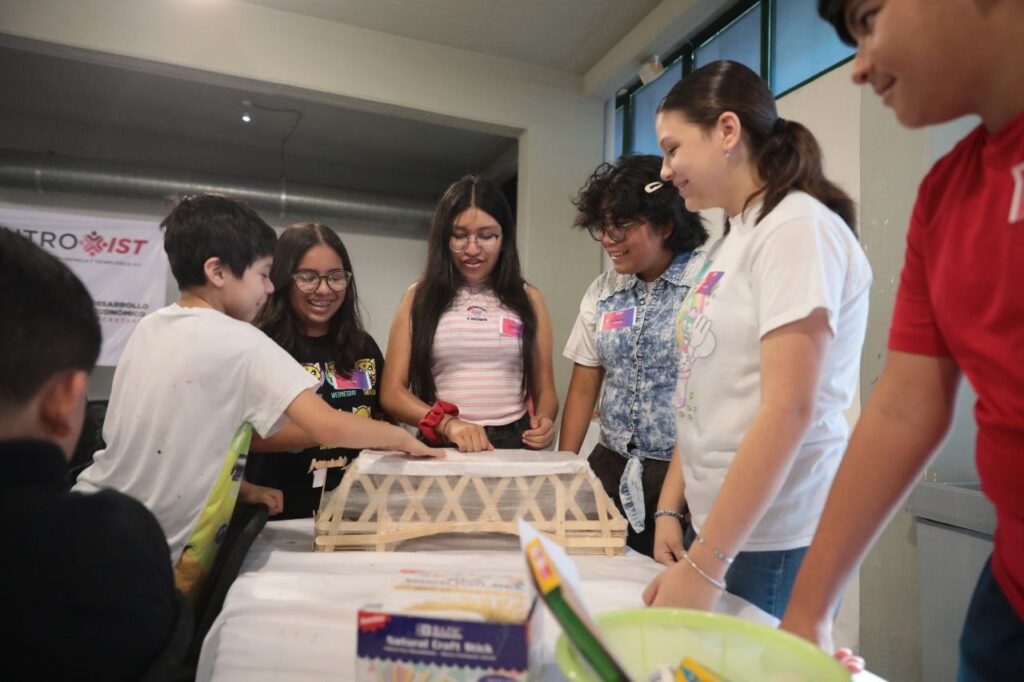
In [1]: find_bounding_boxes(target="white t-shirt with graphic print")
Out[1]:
[674,191,872,551]
[75,304,317,565]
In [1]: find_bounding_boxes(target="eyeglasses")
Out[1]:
[291,269,352,293]
[449,232,501,253]
[586,219,639,244]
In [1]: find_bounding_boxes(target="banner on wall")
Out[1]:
[1,204,167,366]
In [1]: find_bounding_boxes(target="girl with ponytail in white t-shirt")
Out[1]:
[641,60,872,618]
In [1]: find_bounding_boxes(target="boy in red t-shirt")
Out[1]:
[781,2,1024,679]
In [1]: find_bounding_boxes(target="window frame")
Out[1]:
[615,0,854,154]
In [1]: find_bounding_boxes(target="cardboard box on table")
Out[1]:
[356,569,541,682]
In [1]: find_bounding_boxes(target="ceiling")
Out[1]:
[238,0,662,74]
[0,0,664,208]
[0,44,516,201]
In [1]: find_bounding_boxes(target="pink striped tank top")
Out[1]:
[432,284,528,425]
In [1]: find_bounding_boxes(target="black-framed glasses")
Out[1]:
[586,219,640,244]
[449,232,502,253]
[291,269,352,293]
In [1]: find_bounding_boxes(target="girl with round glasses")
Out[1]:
[381,175,558,452]
[245,223,387,519]
[561,154,707,557]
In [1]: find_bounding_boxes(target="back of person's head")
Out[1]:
[0,227,100,452]
[658,60,856,232]
[255,222,370,369]
[818,0,854,45]
[573,154,707,254]
[161,193,278,289]
[410,175,536,403]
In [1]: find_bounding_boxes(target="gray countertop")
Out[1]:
[909,480,996,537]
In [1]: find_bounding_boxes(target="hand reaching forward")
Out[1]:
[443,418,494,452]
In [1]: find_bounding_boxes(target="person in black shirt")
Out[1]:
[0,227,177,680]
[246,223,388,519]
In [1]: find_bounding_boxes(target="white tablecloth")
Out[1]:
[197,520,882,681]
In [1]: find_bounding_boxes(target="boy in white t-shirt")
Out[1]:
[75,194,441,599]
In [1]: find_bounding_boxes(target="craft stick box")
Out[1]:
[356,569,541,682]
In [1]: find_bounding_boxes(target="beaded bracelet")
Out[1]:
[695,534,735,565]
[439,415,456,439]
[653,509,689,523]
[681,551,727,591]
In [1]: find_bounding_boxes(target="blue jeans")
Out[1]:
[958,557,1024,681]
[685,527,807,618]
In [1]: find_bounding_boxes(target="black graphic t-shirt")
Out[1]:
[245,333,385,519]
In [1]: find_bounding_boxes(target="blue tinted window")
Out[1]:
[771,1,854,94]
[629,59,683,155]
[694,3,761,75]
[614,105,624,159]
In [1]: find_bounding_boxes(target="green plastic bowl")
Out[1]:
[554,608,850,681]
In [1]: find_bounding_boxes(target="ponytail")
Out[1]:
[658,60,857,235]
[755,118,856,232]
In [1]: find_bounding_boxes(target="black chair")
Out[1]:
[69,399,108,484]
[186,502,269,666]
[139,589,195,682]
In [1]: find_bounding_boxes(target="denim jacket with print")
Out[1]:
[594,250,702,461]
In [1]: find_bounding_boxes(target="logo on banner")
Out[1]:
[14,227,150,259]
[79,230,150,257]
[81,231,107,256]
[2,205,168,366]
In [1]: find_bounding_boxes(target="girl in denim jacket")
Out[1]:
[560,154,706,557]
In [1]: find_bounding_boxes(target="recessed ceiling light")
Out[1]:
[242,113,252,123]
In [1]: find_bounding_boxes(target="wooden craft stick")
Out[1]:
[554,474,567,543]
[397,475,433,523]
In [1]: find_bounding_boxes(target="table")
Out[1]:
[197,519,882,681]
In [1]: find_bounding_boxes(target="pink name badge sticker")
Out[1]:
[601,307,636,332]
[500,316,524,338]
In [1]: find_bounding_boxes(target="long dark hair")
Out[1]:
[573,154,707,253]
[255,223,371,371]
[658,60,856,233]
[408,175,536,404]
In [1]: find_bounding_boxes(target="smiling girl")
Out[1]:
[642,60,872,618]
[381,175,558,452]
[559,154,706,557]
[245,223,387,519]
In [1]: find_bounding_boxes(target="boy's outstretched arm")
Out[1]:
[780,351,960,649]
[249,422,318,452]
[284,389,444,458]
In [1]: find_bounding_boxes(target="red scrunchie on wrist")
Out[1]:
[418,400,459,444]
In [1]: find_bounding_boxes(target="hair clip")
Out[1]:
[644,181,663,193]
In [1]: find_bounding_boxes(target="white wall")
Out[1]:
[776,62,863,655]
[0,0,607,403]
[855,108,980,682]
[776,63,861,213]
